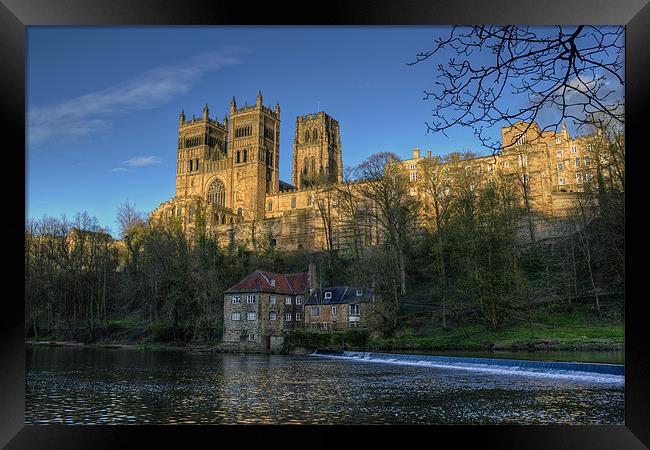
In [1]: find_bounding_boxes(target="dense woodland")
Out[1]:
[24,124,624,345]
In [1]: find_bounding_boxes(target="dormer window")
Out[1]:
[324,291,332,299]
[269,278,276,287]
[356,290,363,296]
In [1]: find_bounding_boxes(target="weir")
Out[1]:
[311,350,625,381]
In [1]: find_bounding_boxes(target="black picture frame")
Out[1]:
[2,0,648,448]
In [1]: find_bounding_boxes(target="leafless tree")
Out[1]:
[409,26,624,153]
[356,152,419,296]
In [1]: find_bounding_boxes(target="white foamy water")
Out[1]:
[310,351,625,385]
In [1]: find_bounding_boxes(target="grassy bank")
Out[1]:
[27,301,623,354]
[369,302,624,352]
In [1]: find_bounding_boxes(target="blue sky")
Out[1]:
[26,26,616,235]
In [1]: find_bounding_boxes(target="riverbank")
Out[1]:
[372,302,624,352]
[26,301,623,356]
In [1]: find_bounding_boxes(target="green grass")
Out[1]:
[370,302,624,352]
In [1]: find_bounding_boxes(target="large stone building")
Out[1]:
[151,92,600,251]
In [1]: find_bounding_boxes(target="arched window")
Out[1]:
[268,200,273,211]
[236,151,240,163]
[243,150,247,162]
[237,207,243,217]
[304,130,309,142]
[207,178,226,207]
[291,196,296,208]
[312,129,318,141]
[304,157,308,174]
[221,215,226,225]
[311,157,316,175]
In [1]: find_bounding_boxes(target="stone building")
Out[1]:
[222,263,315,351]
[151,92,603,251]
[304,287,375,331]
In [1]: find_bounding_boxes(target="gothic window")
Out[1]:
[291,196,296,208]
[268,200,273,211]
[207,179,226,207]
[313,129,318,141]
[304,130,309,142]
[243,150,247,162]
[304,157,308,174]
[236,151,241,163]
[311,157,315,175]
[189,159,193,171]
[237,208,243,218]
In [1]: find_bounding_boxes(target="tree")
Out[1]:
[410,26,624,152]
[313,182,337,255]
[335,167,366,260]
[355,153,419,297]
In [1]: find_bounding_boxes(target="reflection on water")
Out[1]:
[26,346,624,425]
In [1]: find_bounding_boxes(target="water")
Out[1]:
[385,349,625,364]
[26,346,624,425]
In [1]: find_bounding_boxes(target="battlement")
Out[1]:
[179,116,227,130]
[230,91,280,118]
[179,103,228,130]
[297,111,336,122]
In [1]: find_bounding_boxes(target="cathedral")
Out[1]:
[151,91,599,251]
[151,91,345,250]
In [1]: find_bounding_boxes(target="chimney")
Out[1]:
[308,260,317,293]
[413,147,420,159]
[427,149,432,160]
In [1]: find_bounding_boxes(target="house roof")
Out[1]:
[305,287,374,305]
[224,270,309,295]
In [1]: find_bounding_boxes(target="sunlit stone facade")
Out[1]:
[151,93,599,251]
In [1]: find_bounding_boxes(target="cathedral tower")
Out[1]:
[175,103,228,198]
[228,91,280,218]
[292,112,342,188]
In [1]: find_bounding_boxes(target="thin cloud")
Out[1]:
[28,47,249,147]
[124,156,161,167]
[112,155,162,172]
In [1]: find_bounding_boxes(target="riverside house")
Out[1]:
[222,263,315,351]
[304,287,375,330]
[223,262,375,351]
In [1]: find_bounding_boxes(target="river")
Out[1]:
[25,346,624,425]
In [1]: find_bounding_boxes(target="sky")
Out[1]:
[26,26,618,236]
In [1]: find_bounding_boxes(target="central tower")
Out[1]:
[292,112,342,188]
[228,91,280,218]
